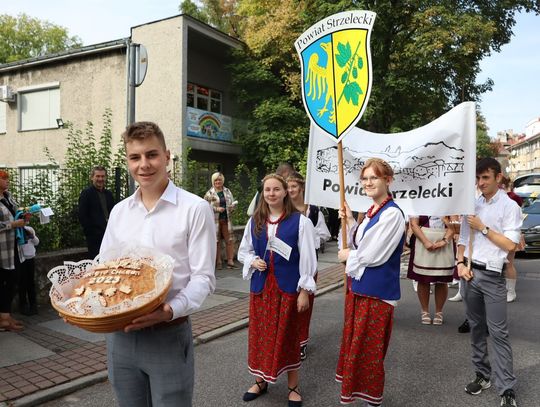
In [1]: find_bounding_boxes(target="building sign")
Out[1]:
[186,107,234,142]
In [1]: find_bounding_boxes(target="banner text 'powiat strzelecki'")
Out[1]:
[305,102,477,216]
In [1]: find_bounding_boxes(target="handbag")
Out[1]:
[412,227,455,276]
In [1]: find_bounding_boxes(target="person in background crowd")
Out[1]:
[246,163,295,217]
[500,176,524,302]
[457,158,522,407]
[78,166,115,259]
[238,173,317,407]
[100,122,216,407]
[287,171,330,361]
[204,172,237,269]
[336,158,406,406]
[407,215,455,325]
[0,170,26,332]
[18,226,40,316]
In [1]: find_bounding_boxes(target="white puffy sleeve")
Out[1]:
[298,215,318,292]
[237,218,259,280]
[346,207,405,280]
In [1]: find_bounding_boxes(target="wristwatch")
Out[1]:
[481,226,490,236]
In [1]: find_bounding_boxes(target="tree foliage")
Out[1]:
[0,13,82,63]
[181,0,539,170]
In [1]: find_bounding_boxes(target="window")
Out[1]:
[187,82,222,113]
[18,83,60,131]
[0,101,6,134]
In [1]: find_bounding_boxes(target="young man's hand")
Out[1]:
[124,303,174,332]
[457,263,473,281]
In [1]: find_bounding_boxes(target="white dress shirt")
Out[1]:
[305,207,331,249]
[346,207,406,306]
[238,214,318,292]
[458,189,522,272]
[100,180,216,320]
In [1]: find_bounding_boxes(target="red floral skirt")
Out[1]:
[248,270,301,383]
[335,291,394,405]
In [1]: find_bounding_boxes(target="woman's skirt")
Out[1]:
[407,234,455,284]
[248,271,301,383]
[336,292,394,405]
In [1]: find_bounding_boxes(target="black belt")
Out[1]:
[148,315,189,331]
[464,258,505,272]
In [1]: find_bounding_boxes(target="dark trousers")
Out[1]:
[18,258,36,307]
[0,267,17,313]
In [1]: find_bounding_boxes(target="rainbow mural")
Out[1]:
[186,107,234,142]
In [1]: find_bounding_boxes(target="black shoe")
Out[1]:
[288,386,302,407]
[300,344,307,361]
[501,389,517,407]
[243,381,268,402]
[458,319,470,333]
[465,373,491,395]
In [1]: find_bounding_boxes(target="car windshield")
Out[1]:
[524,201,540,214]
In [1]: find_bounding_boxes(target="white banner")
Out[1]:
[305,102,477,216]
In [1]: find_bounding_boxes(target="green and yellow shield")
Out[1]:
[295,11,376,143]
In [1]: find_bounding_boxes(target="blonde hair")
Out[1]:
[211,172,224,184]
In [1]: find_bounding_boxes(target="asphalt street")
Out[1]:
[42,257,540,407]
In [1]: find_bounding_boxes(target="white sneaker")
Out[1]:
[507,290,517,303]
[449,292,462,302]
[448,280,459,288]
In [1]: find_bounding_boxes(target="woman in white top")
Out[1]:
[238,173,317,407]
[336,158,406,406]
[286,171,330,361]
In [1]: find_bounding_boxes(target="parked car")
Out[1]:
[521,200,540,253]
[516,191,538,208]
[513,173,540,195]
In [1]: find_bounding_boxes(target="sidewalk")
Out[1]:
[0,241,345,406]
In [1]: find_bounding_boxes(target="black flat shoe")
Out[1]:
[243,381,268,402]
[288,385,302,407]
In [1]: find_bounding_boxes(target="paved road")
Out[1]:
[42,257,540,407]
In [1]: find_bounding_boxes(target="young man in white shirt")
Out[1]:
[100,122,216,407]
[457,158,522,407]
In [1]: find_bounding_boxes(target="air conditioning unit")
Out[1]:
[0,85,16,102]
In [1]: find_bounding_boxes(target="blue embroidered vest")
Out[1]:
[250,212,301,294]
[351,201,404,300]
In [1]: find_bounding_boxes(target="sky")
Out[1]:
[2,1,539,139]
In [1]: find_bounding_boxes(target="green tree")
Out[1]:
[476,111,499,158]
[0,13,82,63]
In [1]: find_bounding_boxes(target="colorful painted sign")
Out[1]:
[186,107,235,142]
[295,11,376,143]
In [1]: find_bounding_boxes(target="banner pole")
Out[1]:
[337,141,348,292]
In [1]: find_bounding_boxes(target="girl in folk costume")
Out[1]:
[336,158,406,406]
[238,174,317,407]
[286,171,330,361]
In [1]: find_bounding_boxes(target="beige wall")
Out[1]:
[132,16,184,159]
[0,49,127,167]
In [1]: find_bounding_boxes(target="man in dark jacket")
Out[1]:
[78,166,114,258]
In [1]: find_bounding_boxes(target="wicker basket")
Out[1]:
[48,248,174,333]
[50,277,172,333]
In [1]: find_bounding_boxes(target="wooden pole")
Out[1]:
[337,141,347,292]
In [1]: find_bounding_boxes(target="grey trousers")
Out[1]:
[462,267,516,395]
[106,320,194,407]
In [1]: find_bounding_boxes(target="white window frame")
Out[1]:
[187,82,222,114]
[17,82,61,132]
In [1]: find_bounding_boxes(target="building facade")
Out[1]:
[498,118,540,179]
[0,14,243,182]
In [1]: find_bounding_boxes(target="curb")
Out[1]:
[4,281,345,406]
[3,371,108,407]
